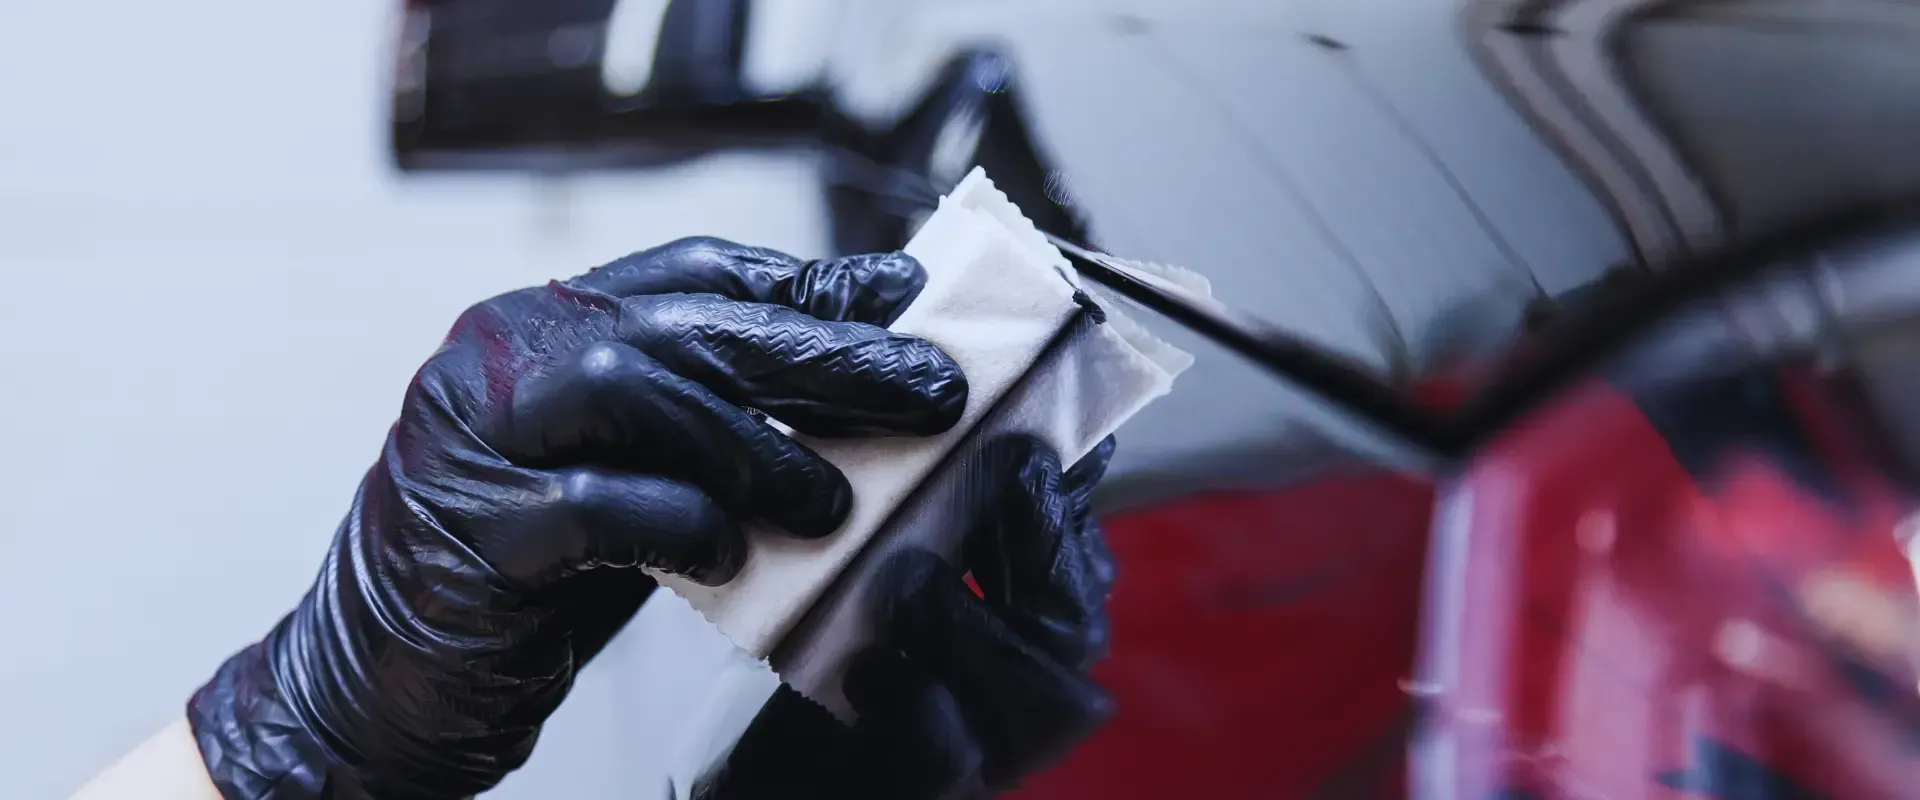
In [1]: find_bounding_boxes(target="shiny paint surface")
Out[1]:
[384,0,1920,479]
[1019,473,1435,799]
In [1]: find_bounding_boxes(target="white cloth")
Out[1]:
[654,168,1197,793]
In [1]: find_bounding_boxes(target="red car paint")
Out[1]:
[1017,370,1920,798]
[1418,374,1920,799]
[1019,473,1434,799]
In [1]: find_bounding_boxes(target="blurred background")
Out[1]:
[11,0,1920,797]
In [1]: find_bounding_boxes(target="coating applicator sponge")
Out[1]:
[651,168,1195,669]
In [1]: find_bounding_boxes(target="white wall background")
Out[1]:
[0,2,819,797]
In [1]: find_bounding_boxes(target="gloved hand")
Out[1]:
[186,237,969,799]
[694,433,1120,800]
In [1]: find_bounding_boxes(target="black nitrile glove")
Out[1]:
[695,434,1120,800]
[186,237,968,799]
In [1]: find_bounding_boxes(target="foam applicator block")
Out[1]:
[650,167,1194,663]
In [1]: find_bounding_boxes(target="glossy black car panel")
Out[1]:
[385,0,1920,488]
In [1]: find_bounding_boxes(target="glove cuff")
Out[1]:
[186,626,379,800]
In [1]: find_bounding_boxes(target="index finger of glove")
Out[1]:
[569,237,927,326]
[955,434,1119,669]
[620,294,967,438]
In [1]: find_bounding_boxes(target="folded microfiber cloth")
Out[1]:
[655,168,1197,790]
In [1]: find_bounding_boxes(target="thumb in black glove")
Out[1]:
[186,237,968,799]
[697,434,1119,799]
